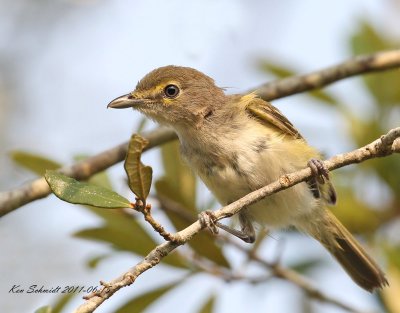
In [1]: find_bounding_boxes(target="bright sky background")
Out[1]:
[1,1,398,312]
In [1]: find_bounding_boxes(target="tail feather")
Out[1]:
[303,210,388,292]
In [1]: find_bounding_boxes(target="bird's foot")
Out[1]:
[308,158,329,184]
[199,210,219,235]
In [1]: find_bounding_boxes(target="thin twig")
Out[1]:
[133,199,183,243]
[251,49,400,101]
[227,240,370,313]
[186,250,273,284]
[74,127,399,313]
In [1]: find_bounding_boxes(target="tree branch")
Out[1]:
[133,200,183,242]
[251,49,400,101]
[74,128,399,313]
[227,240,371,313]
[1,50,399,215]
[159,197,369,313]
[0,128,176,217]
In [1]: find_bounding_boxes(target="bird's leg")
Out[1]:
[198,210,219,235]
[308,158,329,184]
[199,210,256,243]
[307,158,337,204]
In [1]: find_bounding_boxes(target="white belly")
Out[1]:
[200,151,318,228]
[182,131,321,228]
[180,116,320,227]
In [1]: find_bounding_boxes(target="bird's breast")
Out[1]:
[179,128,283,204]
[178,126,321,228]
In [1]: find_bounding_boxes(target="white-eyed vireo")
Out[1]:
[108,66,387,292]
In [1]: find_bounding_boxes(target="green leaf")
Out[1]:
[257,60,338,106]
[74,207,186,268]
[351,21,388,54]
[86,253,111,269]
[351,118,400,191]
[197,294,216,313]
[52,293,76,313]
[74,154,114,189]
[308,90,338,106]
[45,170,131,208]
[75,210,156,255]
[385,245,400,270]
[10,150,61,175]
[257,60,295,78]
[289,258,324,274]
[115,281,182,313]
[156,180,230,268]
[76,227,152,255]
[34,306,52,313]
[124,134,153,202]
[161,141,197,209]
[351,21,400,105]
[88,171,113,190]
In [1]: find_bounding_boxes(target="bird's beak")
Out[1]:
[107,94,147,109]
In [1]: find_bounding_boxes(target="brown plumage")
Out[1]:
[108,65,388,291]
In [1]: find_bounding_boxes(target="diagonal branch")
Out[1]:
[159,196,369,313]
[1,50,400,216]
[74,128,399,313]
[251,49,400,101]
[227,240,371,313]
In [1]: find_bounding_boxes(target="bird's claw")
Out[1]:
[308,158,329,184]
[199,210,219,235]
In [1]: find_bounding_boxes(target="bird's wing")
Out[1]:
[245,96,338,203]
[245,96,303,139]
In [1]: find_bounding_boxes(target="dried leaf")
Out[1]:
[124,134,153,202]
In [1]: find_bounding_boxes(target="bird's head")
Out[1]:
[108,65,226,128]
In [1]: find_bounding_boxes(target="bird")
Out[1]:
[108,65,388,291]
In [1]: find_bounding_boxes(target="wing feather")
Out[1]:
[245,96,302,139]
[243,95,337,203]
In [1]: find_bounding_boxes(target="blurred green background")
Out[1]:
[1,1,399,312]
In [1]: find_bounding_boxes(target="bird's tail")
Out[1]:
[300,209,388,292]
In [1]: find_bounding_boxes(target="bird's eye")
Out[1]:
[164,84,180,98]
